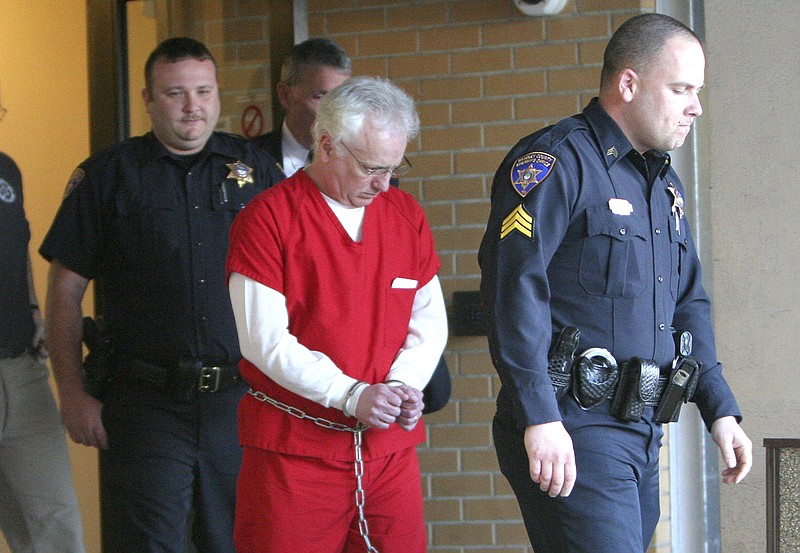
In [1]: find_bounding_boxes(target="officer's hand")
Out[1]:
[61,390,107,450]
[355,383,403,429]
[711,416,752,484]
[393,384,424,432]
[523,421,576,498]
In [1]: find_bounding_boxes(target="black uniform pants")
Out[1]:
[99,379,245,553]
[493,396,663,553]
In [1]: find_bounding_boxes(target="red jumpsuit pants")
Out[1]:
[234,442,426,553]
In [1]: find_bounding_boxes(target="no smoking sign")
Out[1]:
[240,105,265,138]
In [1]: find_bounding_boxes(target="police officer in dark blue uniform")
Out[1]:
[40,38,282,553]
[479,14,752,553]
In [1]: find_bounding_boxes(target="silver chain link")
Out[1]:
[247,388,379,553]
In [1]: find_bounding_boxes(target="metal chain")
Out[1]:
[247,388,379,553]
[353,429,379,553]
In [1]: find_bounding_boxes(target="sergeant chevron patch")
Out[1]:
[500,204,534,240]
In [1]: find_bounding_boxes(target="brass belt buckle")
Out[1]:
[198,366,221,392]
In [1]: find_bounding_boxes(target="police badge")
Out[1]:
[667,184,684,235]
[510,152,556,197]
[226,160,254,188]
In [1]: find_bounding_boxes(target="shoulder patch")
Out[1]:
[63,168,85,198]
[500,204,534,240]
[0,178,15,204]
[510,152,556,198]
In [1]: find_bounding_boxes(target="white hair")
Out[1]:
[313,76,419,147]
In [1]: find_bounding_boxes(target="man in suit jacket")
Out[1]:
[252,37,351,178]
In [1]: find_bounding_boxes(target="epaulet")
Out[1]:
[512,114,587,155]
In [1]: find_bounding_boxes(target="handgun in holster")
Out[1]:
[611,358,660,422]
[547,326,581,398]
[82,316,116,399]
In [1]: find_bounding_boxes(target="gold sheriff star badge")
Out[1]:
[226,161,254,187]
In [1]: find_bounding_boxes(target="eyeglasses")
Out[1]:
[340,142,412,177]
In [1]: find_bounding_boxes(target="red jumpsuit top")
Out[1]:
[227,170,441,461]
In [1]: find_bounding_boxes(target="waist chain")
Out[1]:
[247,388,379,553]
[546,327,700,423]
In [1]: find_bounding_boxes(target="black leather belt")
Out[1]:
[651,377,669,407]
[0,346,30,360]
[117,358,241,394]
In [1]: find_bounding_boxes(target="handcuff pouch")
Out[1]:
[572,348,619,410]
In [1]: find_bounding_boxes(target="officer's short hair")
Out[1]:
[280,38,352,86]
[313,76,419,148]
[145,37,217,93]
[601,13,700,89]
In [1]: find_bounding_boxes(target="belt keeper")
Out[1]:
[342,381,368,418]
[198,366,222,393]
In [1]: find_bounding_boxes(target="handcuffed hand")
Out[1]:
[354,383,424,431]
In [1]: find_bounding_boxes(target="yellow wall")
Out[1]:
[0,1,98,552]
[127,0,158,136]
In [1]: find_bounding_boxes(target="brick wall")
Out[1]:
[185,1,672,551]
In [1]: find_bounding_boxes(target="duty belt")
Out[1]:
[116,358,242,398]
[547,327,699,423]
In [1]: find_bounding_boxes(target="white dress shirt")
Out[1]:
[280,121,310,178]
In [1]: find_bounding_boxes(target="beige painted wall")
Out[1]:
[704,1,800,551]
[0,1,98,552]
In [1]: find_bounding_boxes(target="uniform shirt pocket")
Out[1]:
[113,188,179,258]
[579,205,648,299]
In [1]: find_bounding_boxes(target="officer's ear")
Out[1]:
[618,68,639,103]
[276,81,291,111]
